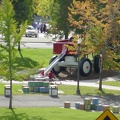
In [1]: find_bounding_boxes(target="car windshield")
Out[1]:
[27,26,35,30]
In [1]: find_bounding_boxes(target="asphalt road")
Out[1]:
[20,42,53,48]
[0,33,54,48]
[0,94,120,108]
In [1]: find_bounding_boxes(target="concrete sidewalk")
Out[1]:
[1,75,120,91]
[48,74,120,91]
[59,79,120,91]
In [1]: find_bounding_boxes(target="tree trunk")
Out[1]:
[9,46,13,109]
[99,66,103,90]
[18,41,20,51]
[9,80,12,109]
[99,52,104,90]
[17,32,23,59]
[19,48,24,59]
[64,31,69,39]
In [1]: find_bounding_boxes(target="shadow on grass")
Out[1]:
[0,108,46,120]
[14,57,39,69]
[82,88,120,98]
[84,89,120,105]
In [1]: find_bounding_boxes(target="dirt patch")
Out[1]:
[57,68,118,81]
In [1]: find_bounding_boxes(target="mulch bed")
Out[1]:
[57,68,118,81]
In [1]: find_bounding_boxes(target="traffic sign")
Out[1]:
[96,109,118,120]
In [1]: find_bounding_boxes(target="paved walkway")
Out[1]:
[60,78,120,91]
[1,74,120,91]
[0,94,120,108]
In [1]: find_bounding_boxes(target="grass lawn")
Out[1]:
[0,107,120,120]
[101,81,120,87]
[0,48,53,81]
[16,48,53,68]
[0,83,120,96]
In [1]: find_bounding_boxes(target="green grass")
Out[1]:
[0,48,53,71]
[58,85,120,96]
[101,81,120,87]
[0,107,119,120]
[0,48,53,81]
[16,48,53,68]
[0,83,22,95]
[0,83,120,96]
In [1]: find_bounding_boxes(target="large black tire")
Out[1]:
[78,57,92,77]
[93,55,100,73]
[49,56,65,75]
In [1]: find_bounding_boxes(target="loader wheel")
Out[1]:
[79,57,92,76]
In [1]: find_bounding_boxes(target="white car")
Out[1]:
[25,25,38,37]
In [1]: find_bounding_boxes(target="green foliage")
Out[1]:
[0,0,28,108]
[50,0,73,38]
[68,0,120,70]
[34,0,51,20]
[0,0,27,80]
[12,0,34,25]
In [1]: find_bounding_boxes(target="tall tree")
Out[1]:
[50,0,73,39]
[35,0,73,39]
[12,0,34,52]
[0,0,26,109]
[12,0,34,25]
[34,0,51,21]
[68,0,120,90]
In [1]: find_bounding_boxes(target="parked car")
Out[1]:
[25,25,38,37]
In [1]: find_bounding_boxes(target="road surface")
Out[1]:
[0,33,54,48]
